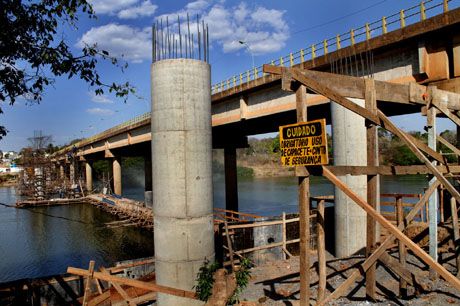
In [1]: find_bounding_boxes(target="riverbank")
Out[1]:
[0,173,18,187]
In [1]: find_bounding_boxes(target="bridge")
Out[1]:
[54,0,460,202]
[49,1,460,304]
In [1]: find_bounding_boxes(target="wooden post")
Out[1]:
[224,221,236,272]
[317,200,326,302]
[440,186,445,223]
[365,78,378,300]
[450,197,460,275]
[396,196,407,297]
[282,212,287,260]
[82,260,95,306]
[296,84,310,306]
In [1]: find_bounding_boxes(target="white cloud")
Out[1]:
[86,108,115,116]
[89,0,138,15]
[156,1,289,55]
[117,0,158,19]
[77,24,151,63]
[89,92,113,104]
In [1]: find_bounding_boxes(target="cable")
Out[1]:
[291,0,392,36]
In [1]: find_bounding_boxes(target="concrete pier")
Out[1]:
[113,157,122,196]
[151,59,214,305]
[85,162,93,192]
[331,98,367,257]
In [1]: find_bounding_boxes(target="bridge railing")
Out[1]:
[211,0,454,95]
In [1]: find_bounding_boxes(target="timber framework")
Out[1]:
[262,63,460,305]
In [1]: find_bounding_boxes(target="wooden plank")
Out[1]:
[317,200,326,302]
[100,267,133,304]
[317,180,440,305]
[322,167,460,295]
[365,78,378,300]
[396,196,407,297]
[323,165,460,176]
[296,84,310,306]
[67,267,197,300]
[88,290,111,306]
[224,221,235,272]
[82,260,95,306]
[451,197,460,276]
[437,135,460,156]
[282,212,287,260]
[377,110,460,206]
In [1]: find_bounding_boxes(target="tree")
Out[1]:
[1,0,135,139]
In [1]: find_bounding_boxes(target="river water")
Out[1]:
[0,174,430,283]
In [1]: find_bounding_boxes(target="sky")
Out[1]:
[1,0,458,151]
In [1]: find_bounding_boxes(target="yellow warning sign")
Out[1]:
[279,119,329,166]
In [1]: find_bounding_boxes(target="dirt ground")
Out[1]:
[238,249,460,305]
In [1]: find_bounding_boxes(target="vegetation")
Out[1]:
[1,0,135,139]
[194,257,252,304]
[194,259,219,301]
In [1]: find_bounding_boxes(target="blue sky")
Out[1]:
[1,0,457,151]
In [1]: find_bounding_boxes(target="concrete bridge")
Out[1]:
[54,1,460,207]
[50,2,460,303]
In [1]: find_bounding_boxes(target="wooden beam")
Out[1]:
[88,290,111,306]
[451,197,460,276]
[322,167,460,296]
[296,84,310,306]
[99,267,133,304]
[318,180,440,305]
[396,196,407,297]
[437,135,460,156]
[378,110,460,206]
[365,78,378,300]
[317,200,326,302]
[82,260,95,306]
[321,165,460,176]
[67,267,197,300]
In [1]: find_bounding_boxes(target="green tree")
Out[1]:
[1,0,135,139]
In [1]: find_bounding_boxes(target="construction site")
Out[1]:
[4,0,460,305]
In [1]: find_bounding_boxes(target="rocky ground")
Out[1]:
[238,249,460,305]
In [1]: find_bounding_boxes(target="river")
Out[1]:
[0,174,430,283]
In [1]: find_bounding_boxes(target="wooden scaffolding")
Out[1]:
[263,64,460,305]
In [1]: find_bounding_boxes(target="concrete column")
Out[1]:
[427,107,438,268]
[151,59,214,305]
[85,161,93,192]
[69,162,75,185]
[113,157,122,196]
[59,164,65,180]
[331,98,367,257]
[144,155,153,208]
[224,146,238,212]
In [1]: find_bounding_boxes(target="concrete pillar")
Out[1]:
[427,107,438,268]
[85,161,93,192]
[224,146,238,212]
[69,162,75,185]
[113,157,122,196]
[59,164,65,180]
[151,59,214,305]
[331,98,367,257]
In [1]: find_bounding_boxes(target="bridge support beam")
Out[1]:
[224,146,238,212]
[331,98,367,257]
[69,161,76,185]
[112,157,122,196]
[151,59,214,305]
[85,161,93,192]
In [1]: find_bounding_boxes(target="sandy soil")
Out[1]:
[238,249,460,305]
